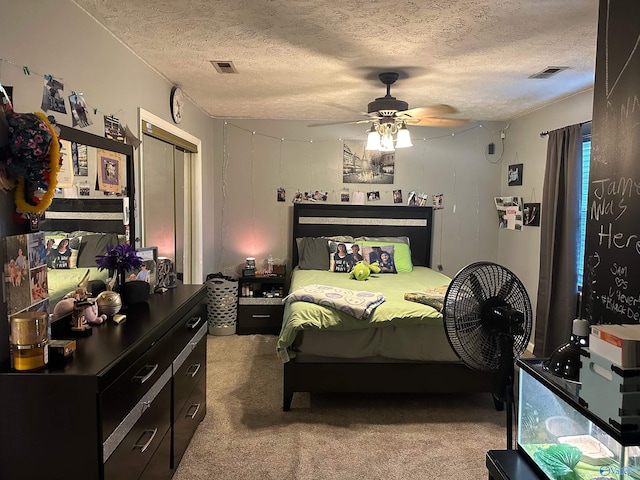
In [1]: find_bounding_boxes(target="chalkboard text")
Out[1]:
[597,223,640,253]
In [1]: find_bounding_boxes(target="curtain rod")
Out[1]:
[540,120,591,137]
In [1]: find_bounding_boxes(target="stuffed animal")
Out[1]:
[53,297,75,320]
[84,301,107,325]
[349,261,381,281]
[52,297,107,325]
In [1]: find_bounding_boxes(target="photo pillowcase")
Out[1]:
[329,242,397,274]
[361,245,397,273]
[46,237,76,269]
[329,242,362,272]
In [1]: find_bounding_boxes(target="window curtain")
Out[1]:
[534,124,582,357]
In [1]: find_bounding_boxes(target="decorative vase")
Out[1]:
[118,280,150,305]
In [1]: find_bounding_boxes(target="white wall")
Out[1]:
[2,0,595,298]
[497,89,594,321]
[211,119,506,278]
[1,0,216,278]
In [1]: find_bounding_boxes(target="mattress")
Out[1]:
[278,266,454,360]
[292,324,460,361]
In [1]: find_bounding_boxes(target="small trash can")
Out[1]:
[205,275,238,336]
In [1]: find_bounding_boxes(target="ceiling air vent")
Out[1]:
[529,66,569,79]
[211,61,238,74]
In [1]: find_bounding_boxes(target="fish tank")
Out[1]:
[517,359,640,480]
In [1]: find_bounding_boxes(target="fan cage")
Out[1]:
[444,262,532,372]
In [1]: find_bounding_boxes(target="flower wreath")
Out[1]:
[2,110,62,220]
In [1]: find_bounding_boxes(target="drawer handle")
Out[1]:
[132,428,158,453]
[186,404,200,419]
[186,363,201,378]
[132,364,158,384]
[252,314,271,319]
[186,316,202,330]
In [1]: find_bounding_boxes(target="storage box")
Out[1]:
[272,264,286,277]
[590,324,640,368]
[48,339,76,361]
[580,350,640,432]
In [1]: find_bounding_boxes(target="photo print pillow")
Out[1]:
[47,237,75,269]
[361,245,397,273]
[329,242,365,273]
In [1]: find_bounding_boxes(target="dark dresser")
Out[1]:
[0,284,207,480]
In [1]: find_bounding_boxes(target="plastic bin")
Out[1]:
[205,277,238,335]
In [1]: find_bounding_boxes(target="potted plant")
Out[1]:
[95,244,150,304]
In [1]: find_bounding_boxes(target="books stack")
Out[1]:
[589,324,640,368]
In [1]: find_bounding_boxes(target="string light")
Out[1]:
[0,57,125,123]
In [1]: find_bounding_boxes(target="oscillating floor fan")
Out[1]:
[443,262,533,450]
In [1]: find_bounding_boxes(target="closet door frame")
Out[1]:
[138,108,202,284]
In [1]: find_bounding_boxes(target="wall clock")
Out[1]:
[170,86,184,124]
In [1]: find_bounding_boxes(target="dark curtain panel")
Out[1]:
[534,124,582,357]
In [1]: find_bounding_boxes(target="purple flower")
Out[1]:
[95,244,144,274]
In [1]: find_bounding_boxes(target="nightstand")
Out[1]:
[237,275,288,335]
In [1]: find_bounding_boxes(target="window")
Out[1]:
[577,124,591,289]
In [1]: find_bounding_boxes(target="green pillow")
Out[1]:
[357,240,413,272]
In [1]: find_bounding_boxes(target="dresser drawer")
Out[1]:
[174,329,207,415]
[238,304,284,334]
[166,302,207,360]
[173,373,206,467]
[103,381,171,480]
[100,303,205,442]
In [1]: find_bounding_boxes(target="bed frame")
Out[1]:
[283,203,497,411]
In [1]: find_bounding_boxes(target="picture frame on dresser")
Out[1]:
[128,246,158,293]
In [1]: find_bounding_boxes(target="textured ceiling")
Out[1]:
[73,0,598,123]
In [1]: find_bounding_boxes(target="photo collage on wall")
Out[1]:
[3,233,49,319]
[495,196,524,230]
[271,140,442,207]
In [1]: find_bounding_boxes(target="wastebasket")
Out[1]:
[205,276,238,335]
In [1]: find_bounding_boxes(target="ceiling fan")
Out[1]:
[310,72,466,151]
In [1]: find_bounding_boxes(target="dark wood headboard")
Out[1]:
[43,198,129,237]
[292,203,433,267]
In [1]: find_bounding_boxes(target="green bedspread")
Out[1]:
[276,266,451,353]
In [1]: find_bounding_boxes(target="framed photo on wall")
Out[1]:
[524,203,541,226]
[343,140,394,184]
[508,163,523,186]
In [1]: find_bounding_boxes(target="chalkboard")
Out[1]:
[583,0,640,325]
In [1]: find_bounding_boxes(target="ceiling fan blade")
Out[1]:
[398,105,459,120]
[407,117,468,128]
[307,119,373,127]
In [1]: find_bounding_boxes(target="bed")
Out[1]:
[279,203,497,411]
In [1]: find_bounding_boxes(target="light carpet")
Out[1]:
[173,334,507,480]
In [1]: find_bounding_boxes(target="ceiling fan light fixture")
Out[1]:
[365,126,381,150]
[380,131,395,152]
[395,123,413,148]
